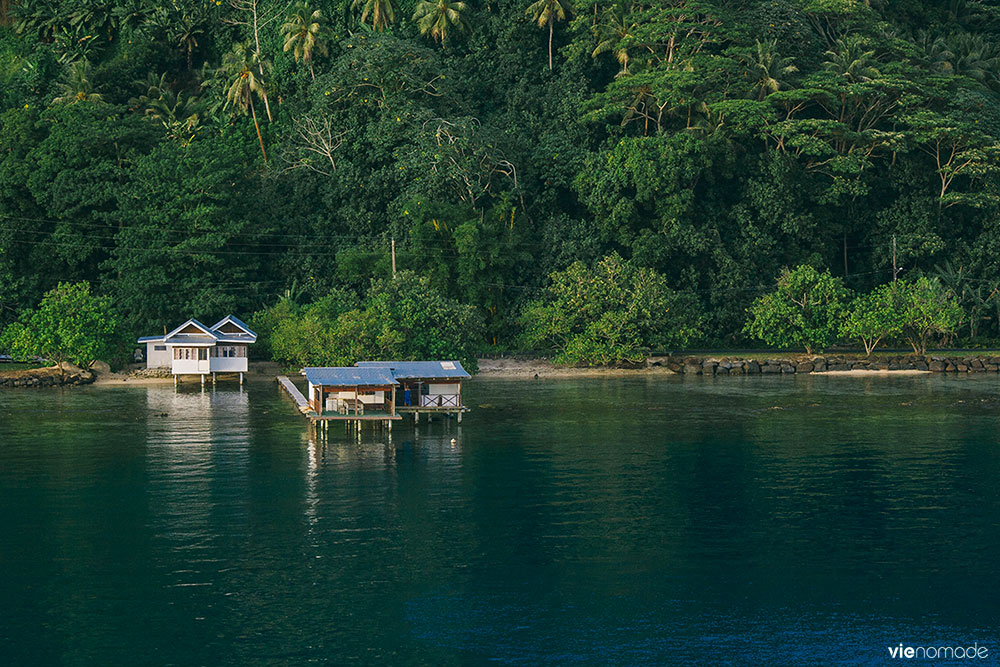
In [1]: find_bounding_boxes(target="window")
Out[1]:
[154,345,166,351]
[198,348,208,361]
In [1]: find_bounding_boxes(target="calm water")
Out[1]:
[2,375,1000,665]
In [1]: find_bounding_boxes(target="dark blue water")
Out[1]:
[2,375,1000,665]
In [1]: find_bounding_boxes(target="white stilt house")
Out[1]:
[138,315,257,385]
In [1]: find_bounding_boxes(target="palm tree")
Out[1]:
[52,59,104,104]
[175,14,205,72]
[413,0,469,48]
[948,33,1000,87]
[592,3,635,76]
[823,36,880,83]
[282,2,329,80]
[352,0,397,31]
[221,42,271,161]
[914,30,954,74]
[741,39,798,100]
[526,0,569,70]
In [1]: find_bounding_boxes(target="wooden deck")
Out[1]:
[312,412,403,421]
[276,376,310,413]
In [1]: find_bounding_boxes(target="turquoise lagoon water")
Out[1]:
[2,375,1000,665]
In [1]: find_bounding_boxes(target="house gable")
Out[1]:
[163,318,218,341]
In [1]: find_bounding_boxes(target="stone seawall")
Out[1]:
[0,364,96,387]
[649,355,1000,375]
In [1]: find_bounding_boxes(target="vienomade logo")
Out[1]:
[887,643,989,660]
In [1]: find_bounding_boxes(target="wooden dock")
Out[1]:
[276,376,310,414]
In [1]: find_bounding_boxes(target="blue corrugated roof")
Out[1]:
[303,367,398,387]
[355,360,470,379]
[137,336,163,343]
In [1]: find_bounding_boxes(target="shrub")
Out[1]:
[841,283,905,357]
[0,281,118,369]
[894,277,962,355]
[520,253,702,365]
[744,265,850,353]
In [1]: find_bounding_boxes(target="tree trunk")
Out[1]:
[250,0,273,122]
[250,96,267,163]
[548,19,553,70]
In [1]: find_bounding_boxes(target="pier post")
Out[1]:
[173,374,177,389]
[212,373,216,386]
[239,372,244,386]
[200,374,205,388]
[457,411,462,424]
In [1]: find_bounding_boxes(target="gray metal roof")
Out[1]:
[161,334,218,345]
[210,315,257,339]
[355,360,470,379]
[303,367,398,387]
[165,318,219,340]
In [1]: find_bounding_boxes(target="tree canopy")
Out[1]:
[2,0,1000,363]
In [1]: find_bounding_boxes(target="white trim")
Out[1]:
[164,318,218,340]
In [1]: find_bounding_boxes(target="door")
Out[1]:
[198,347,209,372]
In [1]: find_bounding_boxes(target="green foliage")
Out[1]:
[4,0,1000,356]
[521,253,702,365]
[744,265,851,353]
[254,273,483,369]
[0,281,117,367]
[841,283,904,356]
[893,276,962,355]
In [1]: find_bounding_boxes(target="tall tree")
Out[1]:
[227,0,278,121]
[413,0,469,48]
[52,59,104,104]
[526,0,569,71]
[352,0,397,31]
[282,2,329,80]
[221,42,271,162]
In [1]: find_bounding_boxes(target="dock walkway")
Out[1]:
[277,376,310,413]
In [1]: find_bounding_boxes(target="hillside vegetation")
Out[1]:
[2,0,1000,362]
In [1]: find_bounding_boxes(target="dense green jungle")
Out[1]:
[2,0,1000,365]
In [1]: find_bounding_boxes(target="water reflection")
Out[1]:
[143,386,251,592]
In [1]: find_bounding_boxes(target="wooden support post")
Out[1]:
[457,411,462,423]
[239,372,243,386]
[200,374,205,388]
[173,374,177,389]
[212,373,216,386]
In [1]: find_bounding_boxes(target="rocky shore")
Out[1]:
[650,355,1000,375]
[0,363,96,387]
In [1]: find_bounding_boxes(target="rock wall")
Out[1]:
[649,355,1000,375]
[0,364,96,387]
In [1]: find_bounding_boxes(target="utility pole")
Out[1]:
[391,238,397,278]
[892,235,900,282]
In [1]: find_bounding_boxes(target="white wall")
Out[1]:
[210,357,248,373]
[332,390,384,404]
[427,383,460,396]
[146,343,171,368]
[172,358,209,375]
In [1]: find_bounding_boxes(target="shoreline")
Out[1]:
[5,355,989,389]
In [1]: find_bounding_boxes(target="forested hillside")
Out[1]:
[2,0,1000,361]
